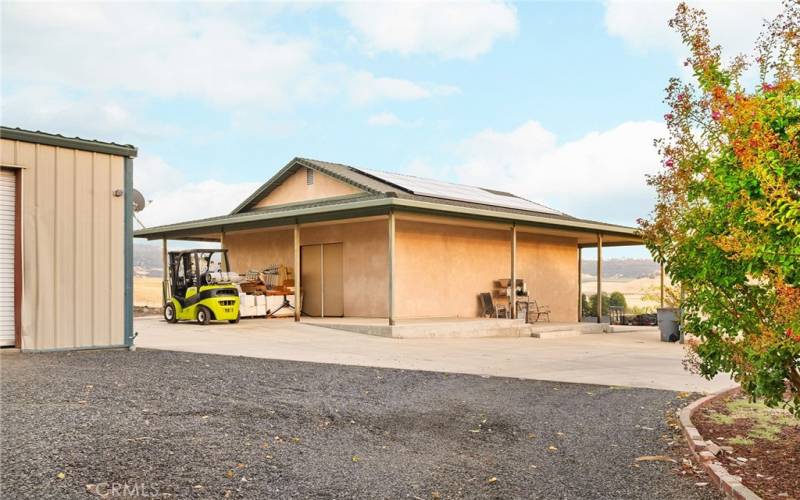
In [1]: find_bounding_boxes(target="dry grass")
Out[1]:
[134,276,164,307]
[581,276,670,311]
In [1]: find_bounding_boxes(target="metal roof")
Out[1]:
[135,157,641,242]
[0,126,138,158]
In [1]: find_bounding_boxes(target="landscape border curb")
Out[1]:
[677,386,761,500]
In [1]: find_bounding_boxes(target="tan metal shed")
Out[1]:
[0,127,137,351]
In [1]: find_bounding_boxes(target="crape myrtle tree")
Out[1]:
[640,1,800,415]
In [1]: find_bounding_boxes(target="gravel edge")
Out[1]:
[678,386,761,500]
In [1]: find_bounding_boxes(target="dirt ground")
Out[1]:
[693,390,799,499]
[1,349,721,499]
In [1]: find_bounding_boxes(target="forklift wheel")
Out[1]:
[196,306,211,325]
[229,313,240,324]
[164,303,178,324]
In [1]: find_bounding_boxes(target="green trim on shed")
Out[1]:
[1,126,138,158]
[124,157,134,347]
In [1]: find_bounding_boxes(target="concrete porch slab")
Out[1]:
[306,317,612,339]
[305,317,529,338]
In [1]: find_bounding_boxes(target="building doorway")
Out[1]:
[300,243,343,317]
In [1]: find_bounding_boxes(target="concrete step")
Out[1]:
[529,329,584,339]
[309,319,529,339]
[527,322,609,339]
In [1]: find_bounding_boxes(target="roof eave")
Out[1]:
[135,197,640,241]
[0,126,138,158]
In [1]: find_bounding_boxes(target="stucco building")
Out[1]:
[0,127,136,351]
[136,158,641,324]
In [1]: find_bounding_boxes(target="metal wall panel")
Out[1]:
[0,139,126,350]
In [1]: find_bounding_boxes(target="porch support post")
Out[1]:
[294,222,301,322]
[660,261,665,308]
[577,246,582,321]
[162,238,169,303]
[388,210,396,326]
[596,233,603,323]
[510,223,517,319]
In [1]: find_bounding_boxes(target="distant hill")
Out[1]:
[581,258,660,279]
[134,243,163,276]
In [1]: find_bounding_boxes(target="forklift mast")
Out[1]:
[167,249,231,298]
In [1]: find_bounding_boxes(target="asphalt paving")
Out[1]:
[0,349,722,499]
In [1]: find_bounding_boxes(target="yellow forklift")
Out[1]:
[163,249,240,324]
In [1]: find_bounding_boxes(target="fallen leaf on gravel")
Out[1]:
[527,433,536,439]
[291,437,300,443]
[56,472,65,480]
[236,463,246,469]
[548,446,558,451]
[487,477,497,484]
[225,469,235,478]
[635,455,677,463]
[352,456,360,462]
[432,491,441,499]
[265,455,273,459]
[556,432,564,436]
[85,484,96,494]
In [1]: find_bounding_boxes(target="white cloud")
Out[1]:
[133,155,260,228]
[368,112,403,126]
[339,1,518,59]
[1,2,457,123]
[0,86,178,141]
[604,0,782,63]
[349,71,460,104]
[412,120,666,226]
[138,180,261,228]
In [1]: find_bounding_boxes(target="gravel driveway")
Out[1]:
[0,349,720,499]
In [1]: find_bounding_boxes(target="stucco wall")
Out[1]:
[395,220,511,318]
[395,219,578,321]
[224,229,294,274]
[253,168,361,209]
[0,138,126,350]
[517,232,579,322]
[222,220,388,317]
[222,217,578,321]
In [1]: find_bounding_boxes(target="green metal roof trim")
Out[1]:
[135,194,641,241]
[1,126,138,158]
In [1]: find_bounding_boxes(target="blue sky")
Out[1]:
[1,1,781,258]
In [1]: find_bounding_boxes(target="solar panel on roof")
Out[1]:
[358,168,562,215]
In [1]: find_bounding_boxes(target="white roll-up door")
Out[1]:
[0,169,16,346]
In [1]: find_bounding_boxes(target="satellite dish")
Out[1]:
[132,189,146,212]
